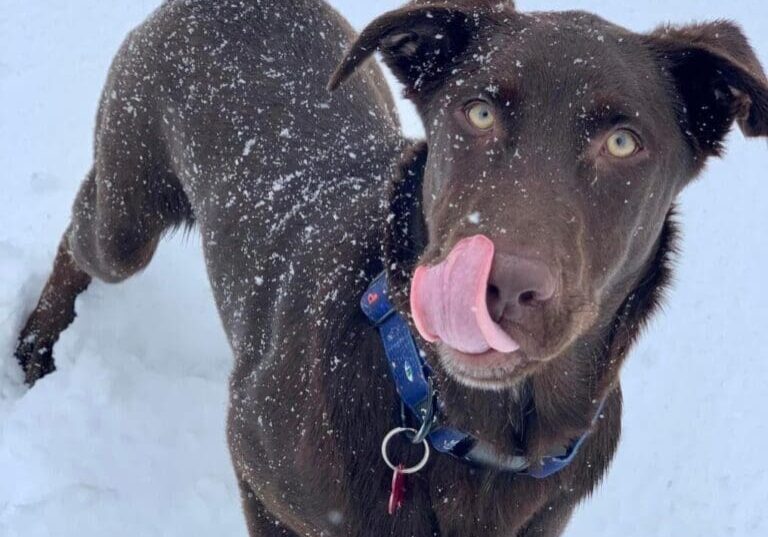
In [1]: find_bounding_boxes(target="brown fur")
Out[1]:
[16,1,768,535]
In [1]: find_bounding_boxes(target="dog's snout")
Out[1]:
[487,254,556,323]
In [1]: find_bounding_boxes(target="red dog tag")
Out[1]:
[388,465,406,515]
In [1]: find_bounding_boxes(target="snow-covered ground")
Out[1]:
[1,1,767,536]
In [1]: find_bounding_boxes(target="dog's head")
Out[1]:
[331,1,768,391]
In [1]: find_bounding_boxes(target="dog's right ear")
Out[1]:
[328,4,488,101]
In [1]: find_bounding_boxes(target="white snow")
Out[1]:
[242,138,258,156]
[1,1,767,536]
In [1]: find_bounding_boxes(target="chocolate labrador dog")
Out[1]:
[15,0,768,535]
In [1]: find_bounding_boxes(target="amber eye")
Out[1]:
[605,129,641,158]
[466,102,496,131]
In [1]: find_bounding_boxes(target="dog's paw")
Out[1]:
[14,329,56,386]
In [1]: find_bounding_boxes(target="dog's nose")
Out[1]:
[486,254,556,323]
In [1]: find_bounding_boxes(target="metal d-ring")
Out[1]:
[381,427,431,474]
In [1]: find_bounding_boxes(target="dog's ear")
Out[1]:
[328,4,489,100]
[645,21,768,158]
[386,142,429,292]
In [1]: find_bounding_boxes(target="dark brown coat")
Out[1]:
[17,1,768,535]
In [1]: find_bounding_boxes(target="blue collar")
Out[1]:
[361,272,603,479]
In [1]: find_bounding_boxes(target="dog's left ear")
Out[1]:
[328,4,489,102]
[645,21,768,158]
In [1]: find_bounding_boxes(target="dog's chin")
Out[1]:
[438,345,535,392]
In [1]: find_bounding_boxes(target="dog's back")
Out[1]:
[88,0,404,348]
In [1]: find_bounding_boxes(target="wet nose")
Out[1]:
[486,254,557,323]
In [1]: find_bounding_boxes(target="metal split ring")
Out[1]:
[381,427,431,474]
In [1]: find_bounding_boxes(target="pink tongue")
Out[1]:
[410,235,520,355]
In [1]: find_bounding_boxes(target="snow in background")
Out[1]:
[1,1,766,536]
